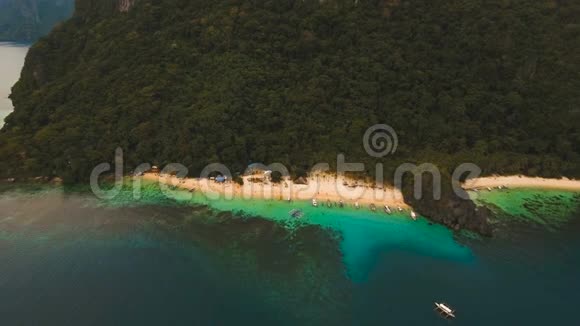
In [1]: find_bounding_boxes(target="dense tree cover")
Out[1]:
[0,0,74,41]
[1,0,579,183]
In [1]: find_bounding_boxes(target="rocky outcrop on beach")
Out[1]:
[402,173,493,236]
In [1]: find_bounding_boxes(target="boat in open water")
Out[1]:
[434,302,456,319]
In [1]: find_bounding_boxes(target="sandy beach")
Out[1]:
[140,173,580,210]
[142,174,409,208]
[463,175,580,191]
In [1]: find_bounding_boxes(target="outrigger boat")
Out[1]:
[384,205,392,214]
[312,199,318,207]
[411,211,418,221]
[434,302,456,319]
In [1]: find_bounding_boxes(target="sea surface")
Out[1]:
[0,183,578,325]
[0,42,28,127]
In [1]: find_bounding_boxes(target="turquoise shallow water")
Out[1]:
[104,181,474,281]
[173,188,473,281]
[0,183,578,325]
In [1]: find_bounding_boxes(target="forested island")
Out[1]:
[1,0,579,234]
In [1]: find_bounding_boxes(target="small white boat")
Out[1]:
[312,199,318,207]
[384,205,392,214]
[411,211,418,220]
[397,207,403,212]
[355,202,360,209]
[434,302,456,319]
[339,200,344,208]
[487,187,492,192]
[370,204,377,212]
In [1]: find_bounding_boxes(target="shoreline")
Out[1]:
[142,174,410,209]
[463,175,580,192]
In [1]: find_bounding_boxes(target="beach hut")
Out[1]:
[244,164,269,183]
[246,163,266,174]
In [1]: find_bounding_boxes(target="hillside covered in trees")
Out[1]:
[0,0,74,41]
[1,0,579,183]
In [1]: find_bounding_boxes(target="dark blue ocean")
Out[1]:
[0,185,578,325]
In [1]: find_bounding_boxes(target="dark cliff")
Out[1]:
[73,0,136,18]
